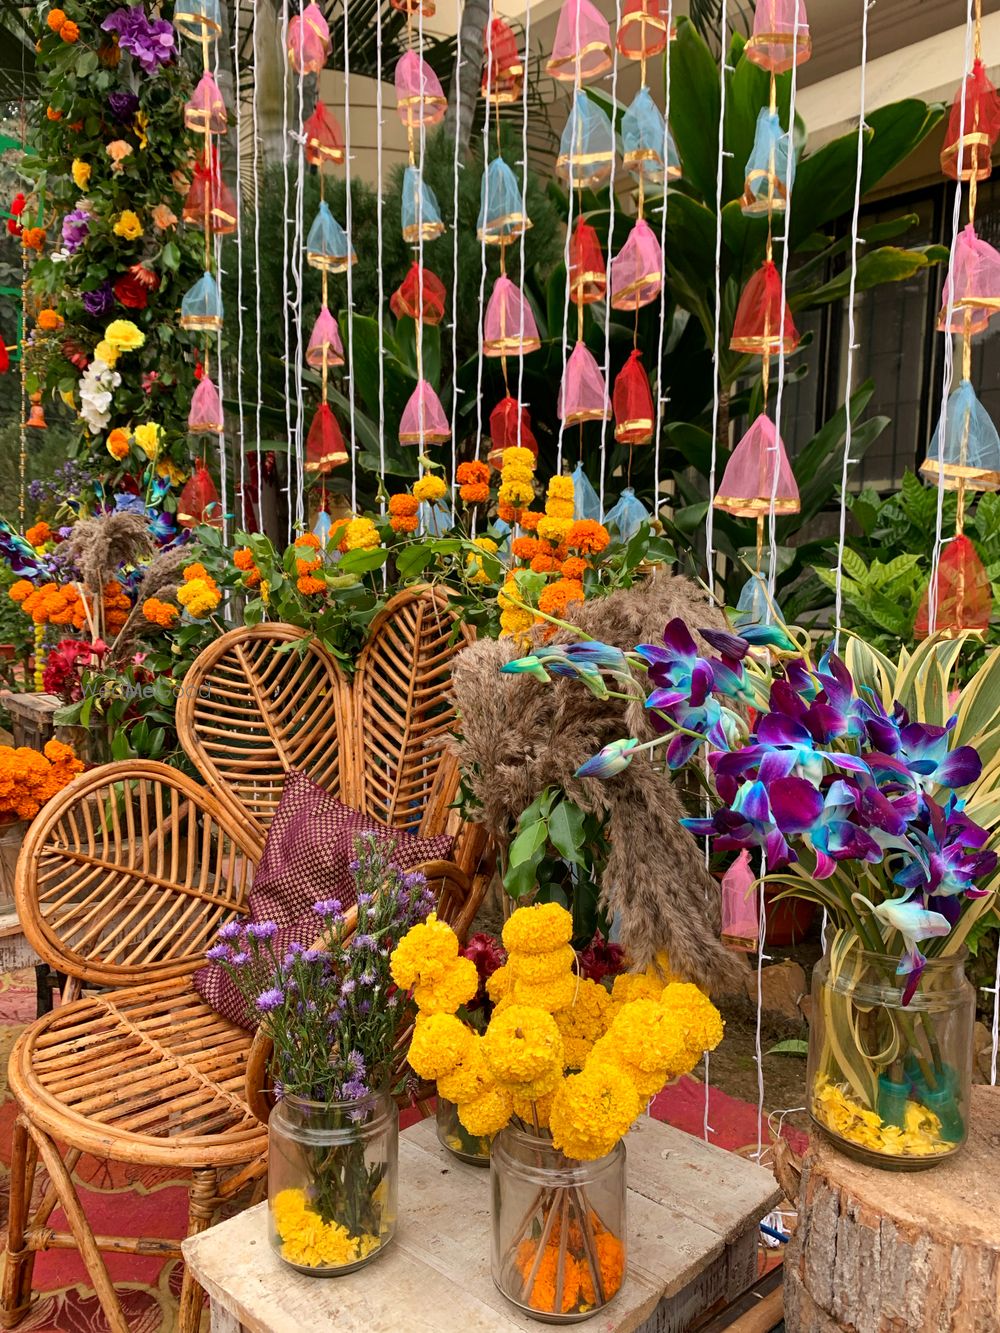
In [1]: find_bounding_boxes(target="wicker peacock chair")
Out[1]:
[0,587,490,1333]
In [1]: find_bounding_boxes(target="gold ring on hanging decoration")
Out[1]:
[745,30,813,72]
[174,8,221,41]
[713,493,801,518]
[556,154,615,189]
[307,248,358,273]
[610,269,664,312]
[179,313,224,333]
[401,221,445,245]
[730,330,798,356]
[484,332,542,357]
[615,416,655,445]
[742,171,789,215]
[396,95,447,129]
[477,211,532,244]
[546,43,614,82]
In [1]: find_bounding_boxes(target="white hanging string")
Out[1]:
[929,0,975,633]
[703,0,728,590]
[293,39,306,529]
[651,0,673,527]
[766,17,801,601]
[343,0,357,513]
[473,6,494,463]
[555,4,584,473]
[754,848,769,1161]
[233,0,245,532]
[515,0,532,453]
[375,0,386,516]
[597,0,622,517]
[833,0,871,650]
[448,0,462,520]
[251,0,263,532]
[213,231,228,541]
[280,0,292,545]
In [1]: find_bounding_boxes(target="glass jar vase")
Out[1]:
[436,1097,493,1166]
[491,1126,626,1323]
[267,1087,398,1274]
[807,939,974,1170]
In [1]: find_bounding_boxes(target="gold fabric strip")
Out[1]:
[307,251,357,273]
[546,43,613,82]
[179,314,223,332]
[713,493,800,517]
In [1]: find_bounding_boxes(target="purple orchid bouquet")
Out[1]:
[504,621,1000,1162]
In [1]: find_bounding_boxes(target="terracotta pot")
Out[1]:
[764,886,817,946]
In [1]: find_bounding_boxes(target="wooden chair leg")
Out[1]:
[177,1167,218,1333]
[23,1125,130,1333]
[0,1118,38,1328]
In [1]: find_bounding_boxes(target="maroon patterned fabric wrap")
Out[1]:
[194,770,455,1029]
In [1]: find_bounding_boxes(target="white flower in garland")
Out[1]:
[78,358,121,435]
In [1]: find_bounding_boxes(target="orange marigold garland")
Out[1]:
[0,739,84,822]
[457,459,491,505]
[566,519,610,555]
[142,597,179,627]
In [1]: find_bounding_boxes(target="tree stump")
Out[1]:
[784,1086,1000,1331]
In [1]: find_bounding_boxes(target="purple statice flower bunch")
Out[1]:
[504,618,999,1003]
[209,833,434,1102]
[101,6,176,73]
[61,207,90,255]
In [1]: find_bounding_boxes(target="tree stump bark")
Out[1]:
[784,1086,1000,1332]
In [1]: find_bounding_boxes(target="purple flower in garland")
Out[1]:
[82,280,114,316]
[62,208,90,255]
[102,5,176,74]
[256,987,285,1013]
[107,90,140,122]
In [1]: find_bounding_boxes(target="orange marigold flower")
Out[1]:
[456,459,490,486]
[566,519,610,555]
[142,596,179,628]
[497,501,516,523]
[233,546,255,570]
[25,521,52,546]
[460,482,490,505]
[389,514,419,534]
[8,579,33,603]
[538,578,584,615]
[297,574,325,594]
[295,556,321,575]
[560,556,588,580]
[36,309,62,331]
[106,427,130,460]
[245,568,261,588]
[530,553,559,574]
[511,536,539,561]
[182,562,209,582]
[46,8,66,31]
[294,532,321,549]
[21,227,45,252]
[388,493,419,517]
[59,19,79,41]
[517,509,541,531]
[46,106,62,121]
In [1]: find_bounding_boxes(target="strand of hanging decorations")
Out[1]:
[651,0,677,528]
[174,0,230,532]
[918,0,1000,639]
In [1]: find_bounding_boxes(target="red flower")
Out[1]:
[10,193,26,217]
[577,936,625,984]
[113,272,148,309]
[461,932,507,1010]
[6,219,20,237]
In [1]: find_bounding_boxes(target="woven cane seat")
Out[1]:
[7,977,266,1167]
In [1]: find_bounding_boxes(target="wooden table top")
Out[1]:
[183,1115,781,1333]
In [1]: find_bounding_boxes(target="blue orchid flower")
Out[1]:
[637,618,753,709]
[894,795,997,900]
[576,737,640,779]
[683,780,793,867]
[871,893,952,1004]
[769,777,882,879]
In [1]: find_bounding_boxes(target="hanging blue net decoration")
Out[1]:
[313,509,333,548]
[419,499,453,536]
[173,0,221,40]
[179,270,223,332]
[621,87,680,184]
[491,518,512,560]
[733,571,771,627]
[306,200,355,272]
[572,460,602,520]
[604,487,650,542]
[741,108,795,216]
[401,166,446,244]
[478,157,532,244]
[921,378,1000,490]
[556,90,616,190]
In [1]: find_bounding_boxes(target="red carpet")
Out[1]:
[0,969,804,1331]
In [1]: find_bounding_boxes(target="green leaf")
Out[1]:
[508,819,549,868]
[547,800,587,866]
[668,19,721,205]
[161,242,180,271]
[766,1039,809,1057]
[337,547,387,575]
[803,245,949,308]
[76,50,98,77]
[504,858,538,900]
[395,545,433,579]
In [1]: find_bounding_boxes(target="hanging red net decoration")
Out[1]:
[287,2,331,75]
[306,402,348,473]
[482,18,524,104]
[182,148,237,235]
[915,534,991,639]
[616,0,672,60]
[730,260,800,355]
[941,59,1000,182]
[178,461,222,529]
[390,263,447,325]
[303,102,346,167]
[0,338,8,374]
[613,349,655,445]
[488,396,538,468]
[568,218,606,305]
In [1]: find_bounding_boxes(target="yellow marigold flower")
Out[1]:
[457,1086,513,1137]
[508,944,575,985]
[554,978,611,1070]
[508,1060,562,1102]
[408,1013,473,1081]
[112,209,143,241]
[607,998,689,1074]
[513,973,577,1014]
[549,1061,640,1161]
[499,479,535,507]
[661,981,725,1064]
[486,962,513,1003]
[610,971,663,1008]
[390,912,459,990]
[500,462,535,485]
[537,515,572,545]
[105,427,130,460]
[104,318,144,352]
[71,158,90,191]
[587,1032,666,1099]
[271,1189,380,1269]
[482,1004,564,1085]
[546,475,575,502]
[500,606,536,639]
[545,497,575,521]
[177,576,221,619]
[133,421,162,459]
[412,473,447,503]
[510,1086,557,1129]
[436,1037,494,1104]
[342,517,380,551]
[413,955,479,1016]
[94,339,119,367]
[501,446,535,472]
[502,902,573,956]
[465,536,499,586]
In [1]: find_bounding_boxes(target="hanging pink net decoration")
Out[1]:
[395,51,447,129]
[483,276,541,357]
[714,413,800,517]
[745,0,811,73]
[559,342,611,425]
[399,380,450,446]
[546,0,613,83]
[720,850,758,952]
[306,306,345,369]
[187,375,224,435]
[287,3,331,74]
[609,219,663,311]
[938,223,1000,334]
[184,71,227,134]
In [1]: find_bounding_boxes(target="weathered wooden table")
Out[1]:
[183,1115,781,1333]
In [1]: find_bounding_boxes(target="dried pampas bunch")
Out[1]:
[105,546,187,665]
[62,512,156,599]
